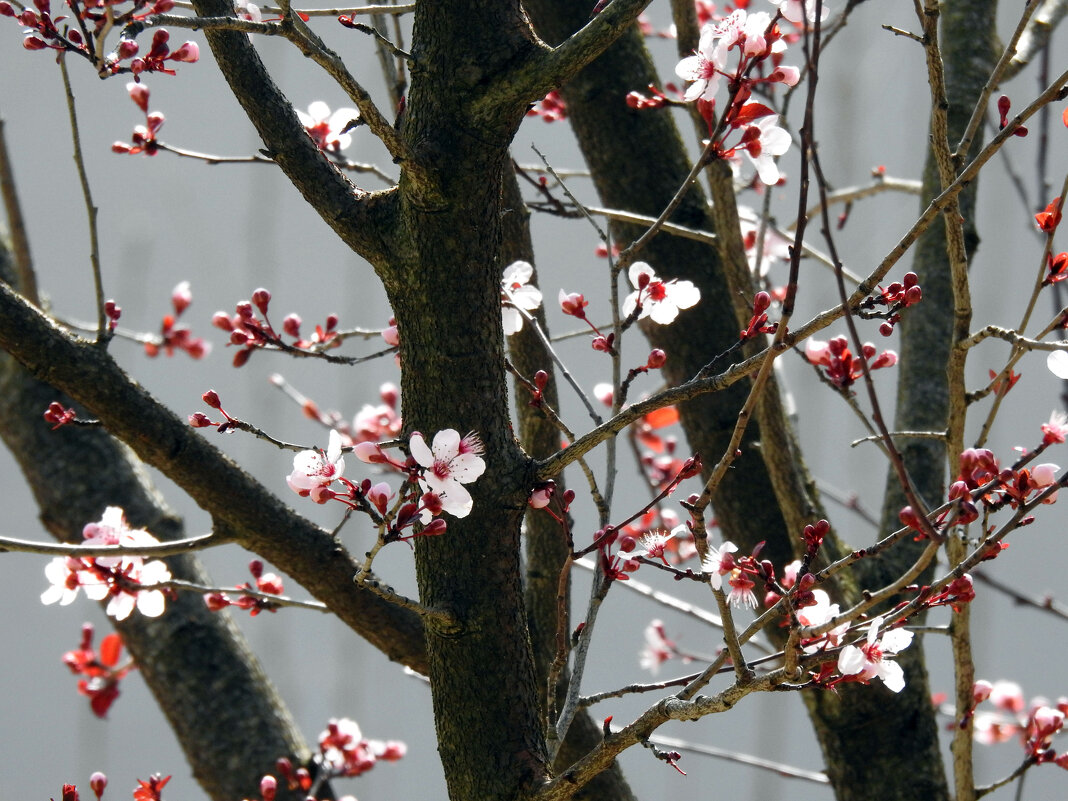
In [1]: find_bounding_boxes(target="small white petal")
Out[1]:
[432,429,462,460]
[409,432,434,468]
[878,660,906,693]
[1048,350,1068,379]
[307,100,331,123]
[837,645,864,676]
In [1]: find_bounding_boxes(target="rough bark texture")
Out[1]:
[518,8,950,801]
[859,4,998,801]
[502,172,637,801]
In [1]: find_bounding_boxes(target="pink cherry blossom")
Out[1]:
[837,615,914,693]
[726,568,758,609]
[1047,350,1068,379]
[738,206,793,276]
[639,619,675,675]
[409,429,486,519]
[1042,410,1068,445]
[739,115,792,185]
[41,507,171,620]
[593,383,614,407]
[622,262,701,325]
[234,0,261,21]
[1029,462,1060,505]
[736,10,774,56]
[777,0,830,25]
[297,102,361,152]
[797,589,848,653]
[287,429,346,499]
[769,64,800,86]
[675,23,727,102]
[990,680,1026,713]
[559,289,588,318]
[701,540,738,590]
[106,558,171,621]
[626,527,682,566]
[500,261,543,335]
[365,482,394,515]
[41,557,103,606]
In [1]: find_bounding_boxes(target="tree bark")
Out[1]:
[519,8,951,801]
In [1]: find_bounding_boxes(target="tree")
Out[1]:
[1,0,1067,800]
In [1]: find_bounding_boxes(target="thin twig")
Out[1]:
[0,117,37,304]
[647,735,830,784]
[165,577,329,611]
[972,569,1068,622]
[0,531,217,557]
[59,55,107,344]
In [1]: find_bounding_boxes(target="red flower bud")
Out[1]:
[252,287,271,315]
[283,313,301,338]
[89,772,107,801]
[117,39,139,60]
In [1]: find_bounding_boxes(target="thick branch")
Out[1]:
[188,0,401,271]
[0,281,428,671]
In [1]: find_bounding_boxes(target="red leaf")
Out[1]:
[732,102,776,125]
[643,406,679,429]
[99,632,122,667]
[1063,106,1067,128]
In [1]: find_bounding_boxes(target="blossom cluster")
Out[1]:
[965,680,1068,766]
[112,82,165,156]
[317,717,406,778]
[501,260,543,335]
[41,506,171,621]
[61,623,132,718]
[297,101,360,153]
[212,288,342,367]
[805,335,897,389]
[526,90,567,123]
[556,262,701,357]
[204,560,285,616]
[858,272,924,336]
[674,3,806,185]
[286,427,486,539]
[1,0,198,77]
[144,281,211,359]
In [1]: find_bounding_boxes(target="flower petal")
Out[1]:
[409,432,434,468]
[431,428,462,459]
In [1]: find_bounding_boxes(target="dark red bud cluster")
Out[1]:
[591,333,615,352]
[802,519,829,552]
[1046,252,1068,285]
[741,290,777,339]
[89,773,107,801]
[868,272,922,336]
[527,90,567,122]
[996,95,1028,137]
[44,401,77,430]
[103,300,121,331]
[647,349,667,369]
[275,758,313,794]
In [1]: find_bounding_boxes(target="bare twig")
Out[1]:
[58,55,107,344]
[0,117,37,304]
[0,531,218,557]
